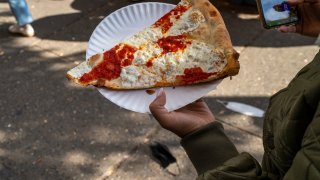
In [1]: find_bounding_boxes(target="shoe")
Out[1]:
[8,24,35,37]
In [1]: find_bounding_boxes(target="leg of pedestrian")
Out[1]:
[7,0,35,37]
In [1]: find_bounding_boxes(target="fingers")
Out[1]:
[149,89,171,126]
[301,0,319,3]
[277,24,303,35]
[150,89,166,113]
[277,25,297,33]
[286,0,304,6]
[286,0,317,5]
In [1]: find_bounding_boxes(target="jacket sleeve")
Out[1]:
[282,104,320,180]
[181,121,269,180]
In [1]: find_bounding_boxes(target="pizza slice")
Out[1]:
[66,0,240,90]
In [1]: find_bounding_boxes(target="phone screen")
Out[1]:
[260,0,298,28]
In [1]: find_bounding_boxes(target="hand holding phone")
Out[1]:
[257,0,299,29]
[278,0,320,37]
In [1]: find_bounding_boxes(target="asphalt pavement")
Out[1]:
[0,0,318,179]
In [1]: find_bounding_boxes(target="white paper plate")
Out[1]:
[86,2,221,113]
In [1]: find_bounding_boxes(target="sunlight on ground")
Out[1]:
[0,129,25,143]
[48,62,75,71]
[218,113,259,126]
[87,126,111,144]
[0,148,7,157]
[94,152,130,180]
[0,130,6,143]
[237,13,259,20]
[63,150,93,166]
[207,46,318,97]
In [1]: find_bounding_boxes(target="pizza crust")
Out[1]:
[188,0,240,76]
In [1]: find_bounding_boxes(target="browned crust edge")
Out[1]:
[66,73,74,81]
[189,0,240,77]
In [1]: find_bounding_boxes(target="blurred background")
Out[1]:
[0,0,318,179]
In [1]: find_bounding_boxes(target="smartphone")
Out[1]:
[256,0,299,29]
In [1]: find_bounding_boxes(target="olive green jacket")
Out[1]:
[181,51,320,180]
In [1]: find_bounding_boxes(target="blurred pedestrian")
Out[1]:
[7,0,35,37]
[150,0,320,179]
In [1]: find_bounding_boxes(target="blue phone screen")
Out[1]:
[261,0,298,28]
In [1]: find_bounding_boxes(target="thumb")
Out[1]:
[277,25,297,33]
[149,90,172,129]
[149,89,169,121]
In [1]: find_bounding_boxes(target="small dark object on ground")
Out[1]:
[149,142,177,168]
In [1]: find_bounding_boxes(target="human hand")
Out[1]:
[278,0,320,37]
[149,89,215,138]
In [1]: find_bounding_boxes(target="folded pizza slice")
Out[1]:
[66,0,240,90]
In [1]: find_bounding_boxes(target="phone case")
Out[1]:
[256,0,299,29]
[256,0,270,29]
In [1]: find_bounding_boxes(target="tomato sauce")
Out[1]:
[177,67,216,84]
[154,4,190,33]
[79,44,137,83]
[120,45,136,67]
[146,57,155,68]
[157,35,191,54]
[146,89,156,95]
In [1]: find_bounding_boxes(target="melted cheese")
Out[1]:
[119,0,220,87]
[132,44,162,65]
[68,61,91,78]
[123,0,204,46]
[120,66,160,88]
[168,9,205,36]
[119,40,227,88]
[123,28,162,47]
[182,42,225,72]
[115,2,224,88]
